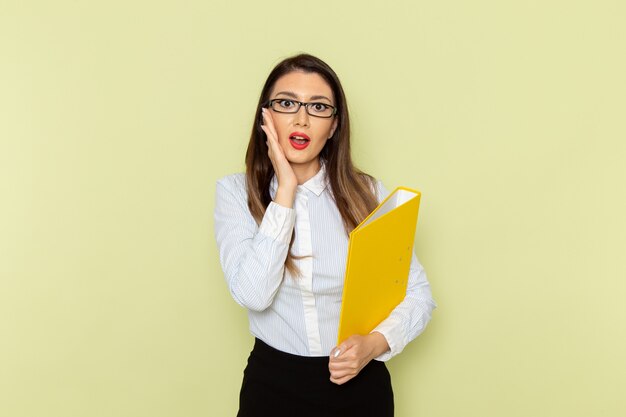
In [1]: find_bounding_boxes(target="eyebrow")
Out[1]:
[273,91,333,103]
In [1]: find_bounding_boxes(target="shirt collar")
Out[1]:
[269,163,328,197]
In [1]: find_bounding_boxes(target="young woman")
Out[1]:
[214,53,436,417]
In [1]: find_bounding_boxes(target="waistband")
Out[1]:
[251,338,330,369]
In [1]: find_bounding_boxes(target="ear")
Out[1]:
[329,118,338,139]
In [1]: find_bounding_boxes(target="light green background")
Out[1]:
[1,1,625,416]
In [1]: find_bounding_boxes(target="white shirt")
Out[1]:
[214,165,436,361]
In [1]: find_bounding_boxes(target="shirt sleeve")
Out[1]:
[370,180,437,361]
[214,176,296,312]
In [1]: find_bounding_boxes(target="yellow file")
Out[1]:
[337,187,421,344]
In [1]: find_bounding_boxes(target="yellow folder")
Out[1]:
[337,187,421,344]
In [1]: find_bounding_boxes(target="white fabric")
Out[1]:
[214,165,436,360]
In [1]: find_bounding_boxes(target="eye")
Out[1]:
[311,103,332,115]
[311,103,329,112]
[278,99,295,109]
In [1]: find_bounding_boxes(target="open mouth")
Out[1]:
[289,132,310,149]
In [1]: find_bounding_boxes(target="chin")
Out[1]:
[285,149,310,160]
[286,157,314,166]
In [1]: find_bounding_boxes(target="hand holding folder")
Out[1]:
[337,187,421,344]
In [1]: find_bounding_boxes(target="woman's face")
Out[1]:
[267,71,338,173]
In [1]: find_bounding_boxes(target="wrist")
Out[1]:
[274,185,296,208]
[369,331,390,358]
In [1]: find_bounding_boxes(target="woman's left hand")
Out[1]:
[328,332,390,385]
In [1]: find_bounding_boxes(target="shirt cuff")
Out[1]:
[258,201,296,244]
[371,316,404,362]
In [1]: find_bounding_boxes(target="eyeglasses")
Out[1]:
[267,98,337,118]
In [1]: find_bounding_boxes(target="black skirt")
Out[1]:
[237,338,394,417]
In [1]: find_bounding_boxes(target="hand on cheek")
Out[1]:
[260,108,298,201]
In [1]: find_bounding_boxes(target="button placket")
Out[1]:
[293,189,323,356]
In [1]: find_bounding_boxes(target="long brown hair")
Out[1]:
[245,53,378,276]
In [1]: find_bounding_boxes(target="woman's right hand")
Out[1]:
[261,108,297,207]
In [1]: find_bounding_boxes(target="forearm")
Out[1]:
[372,254,436,360]
[215,179,296,311]
[274,184,296,209]
[368,331,390,359]
[225,232,291,311]
[226,186,296,311]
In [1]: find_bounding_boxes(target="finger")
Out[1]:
[261,108,273,132]
[260,119,276,142]
[330,374,355,385]
[261,126,279,156]
[261,129,274,151]
[261,127,287,174]
[328,361,349,372]
[330,341,357,362]
[260,124,269,139]
[329,364,358,377]
[261,124,288,165]
[329,355,354,372]
[339,336,359,352]
[262,132,281,163]
[262,108,280,141]
[331,370,355,380]
[330,343,347,359]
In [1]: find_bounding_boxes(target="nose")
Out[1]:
[293,105,310,127]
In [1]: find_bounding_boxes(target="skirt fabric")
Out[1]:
[237,338,394,417]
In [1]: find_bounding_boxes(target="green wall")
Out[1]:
[1,1,624,416]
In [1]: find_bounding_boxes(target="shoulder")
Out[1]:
[360,173,389,203]
[374,179,391,203]
[216,172,247,201]
[217,172,246,189]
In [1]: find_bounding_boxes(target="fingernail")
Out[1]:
[333,349,341,358]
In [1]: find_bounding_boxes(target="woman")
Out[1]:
[214,53,435,417]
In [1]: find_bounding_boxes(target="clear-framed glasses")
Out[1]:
[267,98,337,118]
